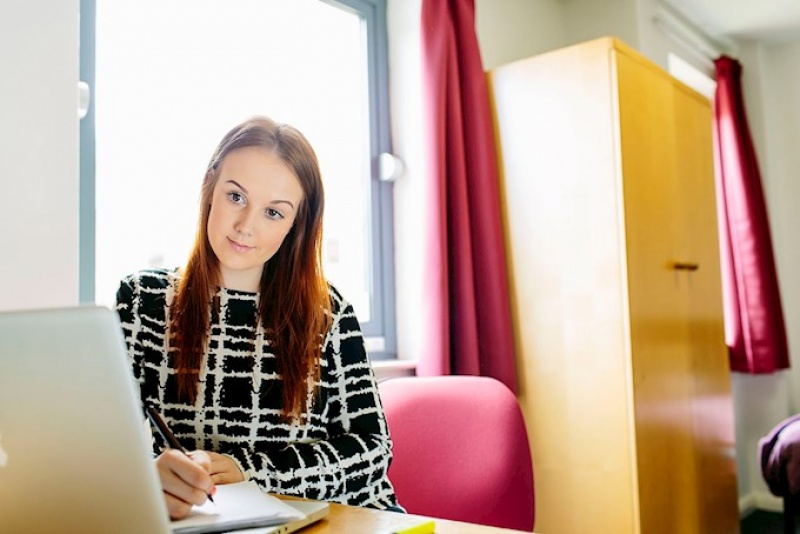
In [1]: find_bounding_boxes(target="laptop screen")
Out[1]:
[0,306,171,533]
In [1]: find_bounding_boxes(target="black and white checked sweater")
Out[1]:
[115,269,399,510]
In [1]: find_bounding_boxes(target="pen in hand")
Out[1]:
[145,404,215,504]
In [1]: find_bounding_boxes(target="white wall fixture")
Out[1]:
[379,152,404,182]
[78,81,90,119]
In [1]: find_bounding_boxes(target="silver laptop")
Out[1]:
[237,500,331,534]
[0,306,328,533]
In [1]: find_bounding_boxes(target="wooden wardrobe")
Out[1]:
[488,37,739,534]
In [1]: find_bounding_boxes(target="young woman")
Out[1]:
[115,116,400,519]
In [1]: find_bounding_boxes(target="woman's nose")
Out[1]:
[234,208,258,236]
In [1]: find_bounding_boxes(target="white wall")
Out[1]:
[737,38,800,510]
[757,41,800,406]
[475,0,566,70]
[563,0,639,50]
[0,1,80,311]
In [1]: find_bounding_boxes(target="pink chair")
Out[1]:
[378,376,535,531]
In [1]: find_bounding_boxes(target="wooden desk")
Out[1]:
[297,502,532,533]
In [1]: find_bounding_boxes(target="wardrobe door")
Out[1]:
[489,38,636,534]
[615,49,701,533]
[672,84,739,534]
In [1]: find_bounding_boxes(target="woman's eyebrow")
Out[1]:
[226,179,295,210]
[225,179,248,193]
[272,199,295,209]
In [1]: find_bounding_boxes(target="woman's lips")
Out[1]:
[227,237,253,253]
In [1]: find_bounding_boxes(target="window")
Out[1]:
[667,52,716,100]
[79,0,395,358]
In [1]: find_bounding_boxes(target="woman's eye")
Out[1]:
[227,192,245,204]
[266,208,284,221]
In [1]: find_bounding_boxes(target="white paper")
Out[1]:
[171,481,304,534]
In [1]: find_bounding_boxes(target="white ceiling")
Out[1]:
[665,0,800,43]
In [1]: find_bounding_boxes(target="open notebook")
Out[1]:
[0,306,328,534]
[171,481,330,534]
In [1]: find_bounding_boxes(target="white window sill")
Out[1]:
[371,359,417,382]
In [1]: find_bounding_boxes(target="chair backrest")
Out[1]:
[378,376,534,531]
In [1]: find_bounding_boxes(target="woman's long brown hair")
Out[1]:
[170,116,331,420]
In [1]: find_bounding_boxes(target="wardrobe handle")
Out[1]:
[671,261,699,271]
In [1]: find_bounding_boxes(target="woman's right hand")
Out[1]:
[155,448,216,520]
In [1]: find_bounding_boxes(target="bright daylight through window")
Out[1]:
[87,0,395,357]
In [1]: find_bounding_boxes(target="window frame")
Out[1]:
[79,0,396,359]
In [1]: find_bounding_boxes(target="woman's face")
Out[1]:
[207,147,304,292]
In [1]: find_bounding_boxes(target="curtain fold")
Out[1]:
[713,55,789,373]
[418,0,517,392]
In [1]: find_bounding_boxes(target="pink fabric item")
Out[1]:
[379,376,534,531]
[713,56,789,373]
[759,414,800,499]
[419,0,518,392]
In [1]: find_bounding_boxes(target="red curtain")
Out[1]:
[713,55,789,373]
[418,0,517,392]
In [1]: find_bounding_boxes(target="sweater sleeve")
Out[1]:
[222,300,398,509]
[114,275,145,388]
[113,272,168,410]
